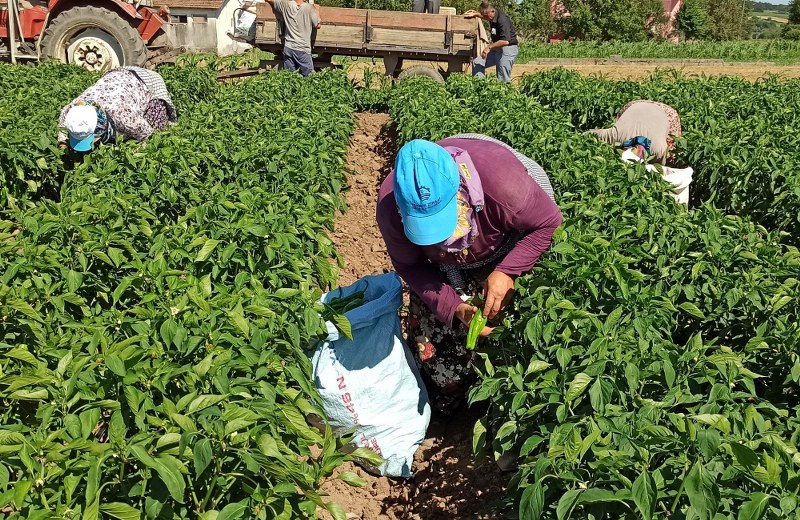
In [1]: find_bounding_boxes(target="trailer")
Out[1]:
[1,0,481,78]
[248,4,482,83]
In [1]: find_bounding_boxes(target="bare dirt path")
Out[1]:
[346,60,800,82]
[510,61,800,81]
[321,112,508,519]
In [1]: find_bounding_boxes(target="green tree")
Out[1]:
[752,16,782,39]
[790,0,800,24]
[705,0,752,39]
[782,23,800,39]
[676,0,710,39]
[559,0,667,41]
[514,0,558,40]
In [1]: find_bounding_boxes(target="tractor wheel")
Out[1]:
[42,6,147,72]
[397,66,445,84]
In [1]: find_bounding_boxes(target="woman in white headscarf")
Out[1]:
[58,67,176,152]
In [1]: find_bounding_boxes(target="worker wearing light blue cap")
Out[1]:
[377,135,563,415]
[57,67,176,153]
[392,139,461,246]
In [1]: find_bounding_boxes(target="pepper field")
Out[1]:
[1,59,799,520]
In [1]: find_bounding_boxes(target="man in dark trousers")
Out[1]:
[465,1,518,83]
[412,0,440,13]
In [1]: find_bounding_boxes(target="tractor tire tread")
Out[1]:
[41,6,147,69]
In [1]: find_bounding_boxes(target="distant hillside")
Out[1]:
[752,1,790,12]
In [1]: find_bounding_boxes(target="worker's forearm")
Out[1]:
[489,40,509,51]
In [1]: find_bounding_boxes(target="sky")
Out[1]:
[762,0,790,4]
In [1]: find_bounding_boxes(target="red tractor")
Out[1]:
[0,0,191,70]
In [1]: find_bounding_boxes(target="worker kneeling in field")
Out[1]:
[267,0,321,76]
[377,135,562,414]
[465,1,518,83]
[59,67,176,153]
[588,100,682,165]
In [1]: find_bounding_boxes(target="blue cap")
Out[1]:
[393,140,460,246]
[64,104,98,152]
[69,133,95,152]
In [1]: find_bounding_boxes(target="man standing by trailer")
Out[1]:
[267,0,321,76]
[465,1,518,83]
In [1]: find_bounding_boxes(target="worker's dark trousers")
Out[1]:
[412,0,440,13]
[283,47,314,77]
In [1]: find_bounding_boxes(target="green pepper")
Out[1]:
[466,309,488,351]
[325,291,365,314]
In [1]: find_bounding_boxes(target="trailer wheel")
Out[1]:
[397,66,445,84]
[42,6,147,72]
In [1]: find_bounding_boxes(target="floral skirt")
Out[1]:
[143,99,172,132]
[406,280,481,414]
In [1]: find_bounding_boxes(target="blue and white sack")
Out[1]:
[311,273,431,478]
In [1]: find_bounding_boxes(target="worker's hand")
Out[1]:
[455,303,493,337]
[481,47,490,59]
[482,271,515,320]
[463,10,479,18]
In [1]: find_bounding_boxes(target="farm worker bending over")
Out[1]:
[377,135,562,413]
[465,1,519,83]
[588,100,682,165]
[267,0,321,77]
[58,67,176,153]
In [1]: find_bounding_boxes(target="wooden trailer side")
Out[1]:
[254,4,478,56]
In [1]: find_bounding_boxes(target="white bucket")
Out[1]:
[643,164,693,206]
[662,166,693,205]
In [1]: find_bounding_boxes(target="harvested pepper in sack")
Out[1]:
[320,289,367,340]
[322,290,366,317]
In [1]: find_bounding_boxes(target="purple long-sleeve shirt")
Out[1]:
[377,138,563,327]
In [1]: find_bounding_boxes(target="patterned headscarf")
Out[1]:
[437,147,485,254]
[622,136,651,161]
[93,105,116,145]
[74,100,116,145]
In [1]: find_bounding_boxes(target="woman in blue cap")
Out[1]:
[58,67,176,153]
[377,134,563,413]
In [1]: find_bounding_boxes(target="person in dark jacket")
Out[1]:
[465,1,519,82]
[377,135,562,413]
